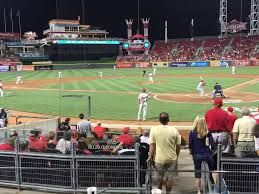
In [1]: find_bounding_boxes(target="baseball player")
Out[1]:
[147,72,154,84]
[197,78,206,96]
[153,67,157,75]
[142,70,146,77]
[58,72,63,79]
[232,66,236,75]
[0,80,3,97]
[16,74,22,85]
[137,88,151,121]
[99,72,103,79]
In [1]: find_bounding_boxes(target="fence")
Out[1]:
[0,141,142,194]
[218,145,259,194]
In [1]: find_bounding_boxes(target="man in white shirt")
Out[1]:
[77,113,92,136]
[99,72,103,79]
[233,107,256,157]
[232,66,236,75]
[137,88,151,121]
[197,80,205,96]
[58,72,63,79]
[147,72,154,84]
[0,80,3,97]
[16,74,22,85]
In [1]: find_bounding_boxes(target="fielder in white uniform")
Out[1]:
[58,72,63,79]
[0,80,3,97]
[153,67,157,75]
[99,72,103,79]
[232,66,236,75]
[137,88,151,121]
[16,75,22,85]
[147,72,154,84]
[197,80,206,96]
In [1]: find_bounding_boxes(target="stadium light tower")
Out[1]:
[125,19,133,55]
[250,0,259,35]
[219,0,228,38]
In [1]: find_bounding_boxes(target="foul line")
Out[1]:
[225,79,259,92]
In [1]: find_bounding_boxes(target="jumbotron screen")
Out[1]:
[53,40,120,45]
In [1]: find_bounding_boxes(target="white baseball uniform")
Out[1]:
[16,75,22,85]
[197,81,205,96]
[0,82,3,97]
[113,65,116,70]
[99,72,103,79]
[137,92,149,121]
[58,72,63,78]
[153,67,156,75]
[232,66,236,75]
[148,73,154,83]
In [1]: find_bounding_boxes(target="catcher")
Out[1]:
[197,77,206,96]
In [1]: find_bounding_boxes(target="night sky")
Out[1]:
[0,0,251,41]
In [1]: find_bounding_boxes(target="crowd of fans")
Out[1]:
[116,55,150,63]
[0,55,20,63]
[1,102,259,193]
[117,35,259,63]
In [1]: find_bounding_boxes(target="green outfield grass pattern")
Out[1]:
[1,66,259,121]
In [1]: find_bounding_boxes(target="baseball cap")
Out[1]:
[213,98,223,106]
[122,127,130,134]
[227,107,234,112]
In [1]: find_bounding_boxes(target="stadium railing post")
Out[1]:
[14,138,20,191]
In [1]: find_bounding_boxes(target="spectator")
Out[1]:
[140,129,149,144]
[77,113,92,136]
[0,137,15,151]
[205,98,230,152]
[253,124,259,156]
[55,131,71,154]
[77,138,92,155]
[117,127,134,148]
[226,107,238,132]
[71,130,78,143]
[189,115,215,194]
[47,131,57,149]
[0,108,8,127]
[93,121,107,139]
[148,112,181,193]
[233,107,256,157]
[57,118,71,131]
[20,140,29,152]
[112,136,140,155]
[28,128,48,152]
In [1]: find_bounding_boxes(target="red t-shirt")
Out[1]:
[93,126,106,139]
[29,136,48,152]
[227,114,238,132]
[117,134,134,148]
[0,143,14,151]
[250,113,259,124]
[205,107,229,132]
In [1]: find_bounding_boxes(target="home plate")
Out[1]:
[224,99,243,103]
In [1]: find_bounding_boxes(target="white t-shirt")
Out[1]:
[138,93,149,104]
[255,137,259,151]
[140,136,149,144]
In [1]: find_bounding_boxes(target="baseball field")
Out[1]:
[1,66,259,122]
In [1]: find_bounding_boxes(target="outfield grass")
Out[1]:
[241,82,259,94]
[1,66,259,121]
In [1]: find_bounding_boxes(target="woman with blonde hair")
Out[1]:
[189,115,215,194]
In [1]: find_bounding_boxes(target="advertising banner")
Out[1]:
[230,60,250,67]
[151,62,168,67]
[169,62,188,67]
[138,62,150,68]
[189,61,209,67]
[220,61,231,67]
[116,63,134,68]
[210,60,221,67]
[252,60,259,66]
[0,63,16,66]
[0,66,9,72]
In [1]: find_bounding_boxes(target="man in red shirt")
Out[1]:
[28,129,48,152]
[205,98,230,151]
[0,137,15,151]
[226,107,238,132]
[117,127,134,148]
[93,121,107,139]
